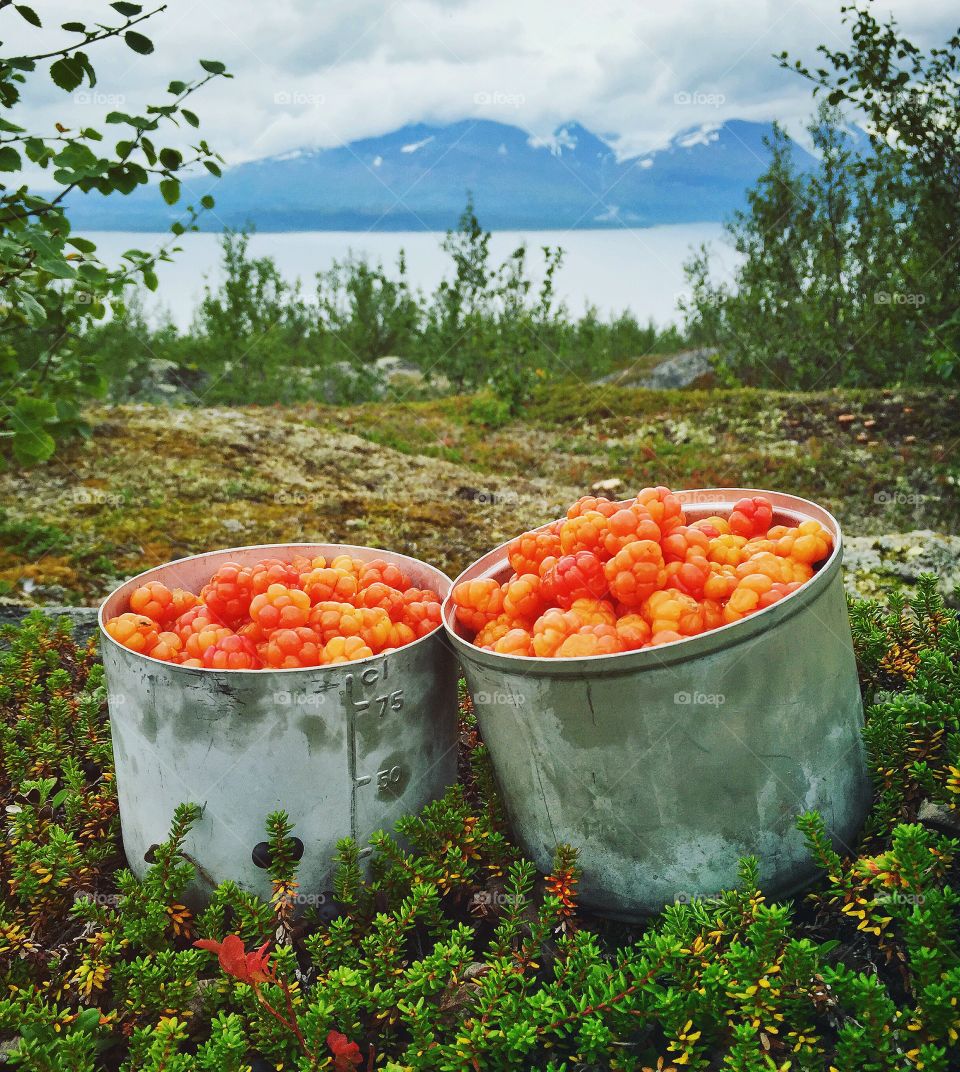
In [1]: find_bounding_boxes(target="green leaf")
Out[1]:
[13,395,57,424]
[167,80,187,95]
[0,146,22,172]
[73,1007,102,1033]
[159,147,182,170]
[66,236,97,254]
[15,5,41,27]
[10,396,57,464]
[200,194,215,209]
[203,160,221,178]
[61,21,86,32]
[142,266,158,291]
[50,56,86,92]
[181,107,199,128]
[111,1,143,15]
[23,137,50,164]
[159,178,180,205]
[124,30,154,55]
[199,59,226,75]
[15,289,46,324]
[13,425,56,464]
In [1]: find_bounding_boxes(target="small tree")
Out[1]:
[684,6,960,388]
[0,1,229,462]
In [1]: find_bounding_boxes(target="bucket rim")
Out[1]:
[441,487,845,675]
[98,541,452,675]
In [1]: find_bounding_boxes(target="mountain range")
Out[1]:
[67,118,826,232]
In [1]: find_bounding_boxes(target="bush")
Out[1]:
[0,3,228,462]
[683,5,960,389]
[79,205,689,412]
[2,577,957,1069]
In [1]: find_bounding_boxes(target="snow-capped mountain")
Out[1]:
[68,119,822,231]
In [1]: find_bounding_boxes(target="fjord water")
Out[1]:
[88,222,732,328]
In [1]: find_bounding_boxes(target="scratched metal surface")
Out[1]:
[443,489,870,918]
[100,544,459,905]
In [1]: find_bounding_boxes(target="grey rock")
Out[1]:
[917,799,960,836]
[121,359,208,403]
[374,355,421,380]
[375,355,450,393]
[639,348,717,389]
[597,348,717,389]
[842,531,960,606]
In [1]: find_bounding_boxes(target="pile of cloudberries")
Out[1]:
[105,553,442,668]
[451,488,832,657]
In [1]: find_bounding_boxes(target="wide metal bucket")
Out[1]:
[100,543,459,904]
[443,489,870,918]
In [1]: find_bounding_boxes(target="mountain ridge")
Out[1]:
[67,118,825,232]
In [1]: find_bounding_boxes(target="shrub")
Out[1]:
[1,576,958,1069]
[79,205,689,412]
[0,2,229,462]
[683,4,960,389]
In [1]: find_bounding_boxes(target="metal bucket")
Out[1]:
[443,489,870,918]
[100,543,459,904]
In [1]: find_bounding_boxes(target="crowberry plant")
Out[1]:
[1,577,958,1069]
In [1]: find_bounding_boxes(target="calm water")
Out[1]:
[87,223,735,328]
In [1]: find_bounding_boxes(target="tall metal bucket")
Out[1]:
[100,543,459,905]
[443,489,870,918]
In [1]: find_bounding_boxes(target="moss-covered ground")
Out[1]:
[1,384,956,603]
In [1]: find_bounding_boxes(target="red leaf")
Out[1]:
[327,1030,363,1069]
[245,940,275,984]
[194,934,275,986]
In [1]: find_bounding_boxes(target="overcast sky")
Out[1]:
[7,0,959,168]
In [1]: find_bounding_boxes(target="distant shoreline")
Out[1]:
[66,219,728,235]
[83,223,733,327]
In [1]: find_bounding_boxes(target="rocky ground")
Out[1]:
[0,383,957,610]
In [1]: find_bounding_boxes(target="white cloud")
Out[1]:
[4,0,958,173]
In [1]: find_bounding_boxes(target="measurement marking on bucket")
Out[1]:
[344,665,404,719]
[343,660,408,840]
[376,765,403,790]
